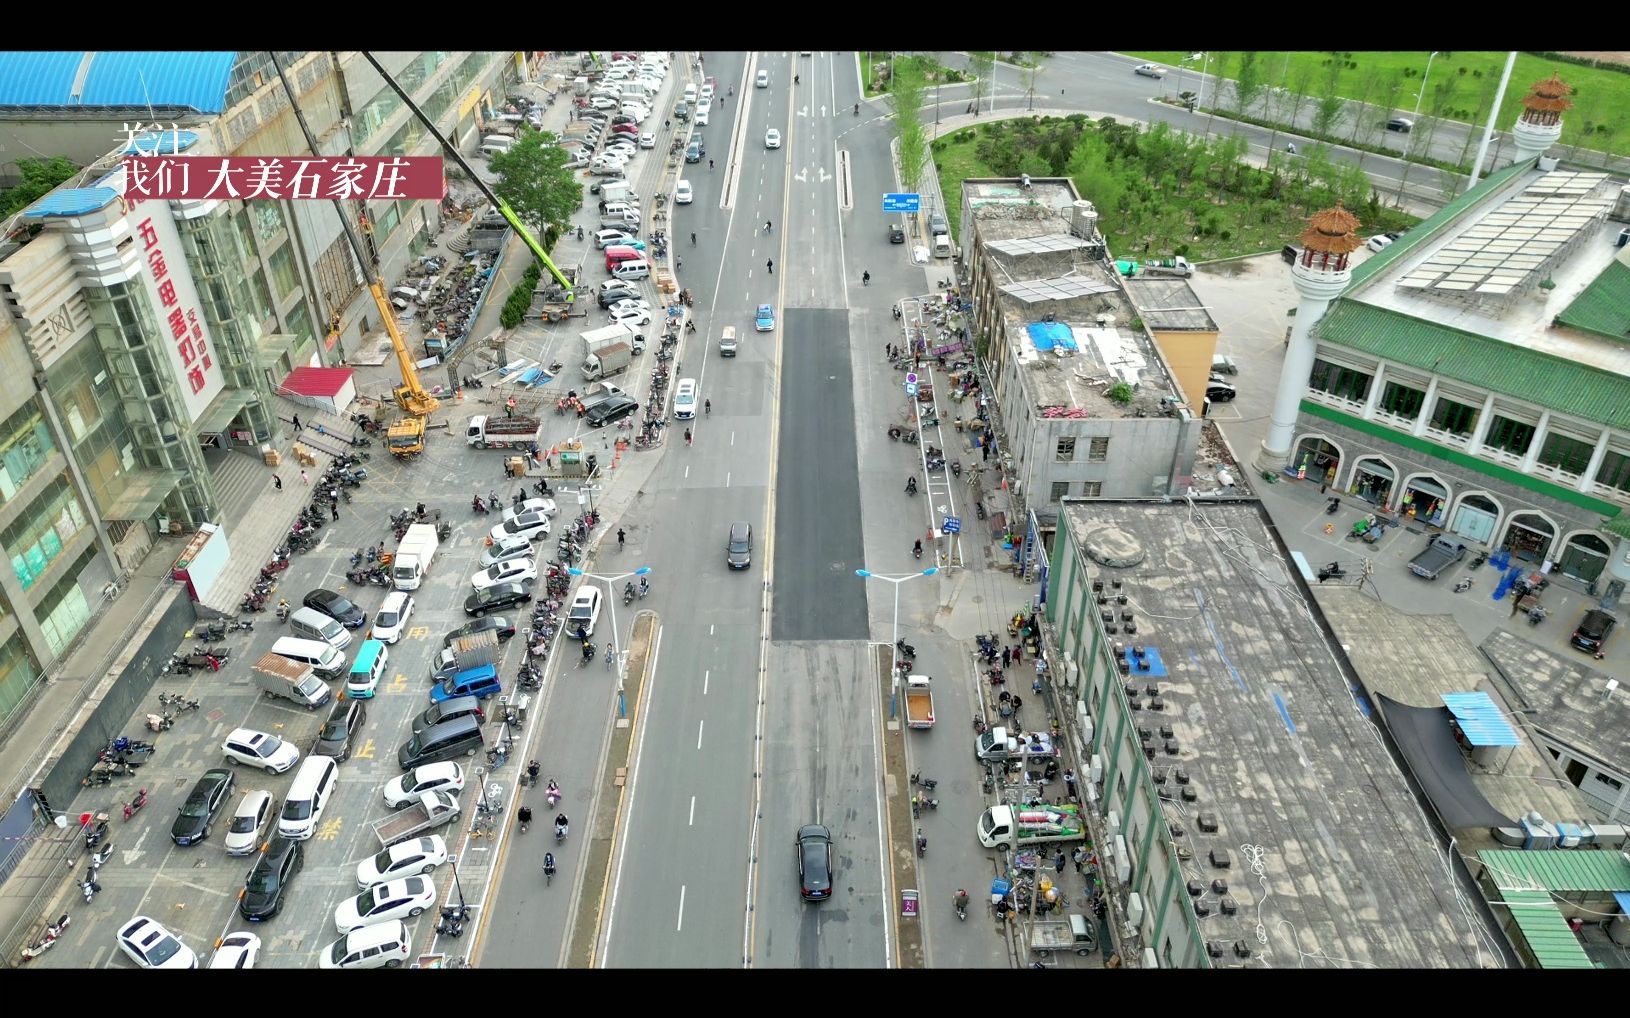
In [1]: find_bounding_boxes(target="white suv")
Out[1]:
[222,728,300,774]
[372,591,413,645]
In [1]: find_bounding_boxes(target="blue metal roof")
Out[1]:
[0,52,236,112]
[123,130,201,155]
[1441,692,1520,747]
[22,187,119,218]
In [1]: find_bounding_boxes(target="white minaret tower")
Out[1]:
[1253,205,1363,478]
[1511,72,1572,166]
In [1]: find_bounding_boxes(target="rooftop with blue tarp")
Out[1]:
[1442,691,1520,747]
[1026,320,1078,353]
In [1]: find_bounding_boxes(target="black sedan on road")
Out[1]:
[465,581,534,617]
[238,835,303,921]
[171,768,235,846]
[313,696,367,762]
[304,588,366,628]
[797,824,834,901]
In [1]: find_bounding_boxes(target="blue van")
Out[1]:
[345,639,388,699]
[429,663,502,704]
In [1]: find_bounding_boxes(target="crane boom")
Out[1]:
[267,53,437,419]
[360,51,574,299]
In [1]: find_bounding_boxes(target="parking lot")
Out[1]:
[32,423,583,969]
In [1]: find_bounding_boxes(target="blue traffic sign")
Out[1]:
[883,192,922,213]
[905,382,919,397]
[942,516,962,534]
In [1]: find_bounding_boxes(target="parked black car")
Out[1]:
[238,835,303,921]
[587,397,639,428]
[598,285,642,309]
[313,696,367,762]
[1571,609,1617,656]
[304,588,365,629]
[442,616,516,649]
[465,581,534,617]
[170,768,235,846]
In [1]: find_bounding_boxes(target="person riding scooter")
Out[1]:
[913,539,923,560]
[554,813,570,841]
[905,476,918,495]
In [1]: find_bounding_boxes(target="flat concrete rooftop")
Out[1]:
[1061,498,1507,967]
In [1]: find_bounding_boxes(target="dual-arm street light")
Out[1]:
[568,565,651,718]
[855,567,938,720]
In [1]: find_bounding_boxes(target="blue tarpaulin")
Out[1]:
[1026,321,1078,353]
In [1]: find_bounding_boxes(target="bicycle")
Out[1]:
[704,400,711,417]
[471,814,496,837]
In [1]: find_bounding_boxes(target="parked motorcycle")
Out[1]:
[145,712,172,732]
[20,913,70,961]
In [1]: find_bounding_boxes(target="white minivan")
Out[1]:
[683,83,698,105]
[674,180,693,205]
[695,105,710,127]
[278,755,338,841]
[673,378,699,419]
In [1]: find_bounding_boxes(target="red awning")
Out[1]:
[282,366,355,397]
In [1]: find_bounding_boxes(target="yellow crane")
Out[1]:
[267,55,436,460]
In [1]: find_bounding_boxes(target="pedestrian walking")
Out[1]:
[1054,850,1066,874]
[300,470,310,485]
[1072,845,1088,873]
[982,440,992,462]
[617,528,626,550]
[272,474,283,491]
[1001,646,1011,667]
[1012,644,1022,666]
[766,258,773,274]
[691,232,696,245]
[1064,768,1077,799]
[292,414,301,431]
[684,428,693,446]
[330,503,340,521]
[885,342,891,360]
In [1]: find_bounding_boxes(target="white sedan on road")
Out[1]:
[472,557,539,590]
[566,586,603,639]
[765,128,782,149]
[372,591,413,645]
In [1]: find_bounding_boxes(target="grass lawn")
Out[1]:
[1129,51,1630,158]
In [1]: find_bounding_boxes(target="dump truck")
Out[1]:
[977,803,1089,850]
[975,726,1062,764]
[582,340,632,381]
[1408,535,1467,580]
[251,652,331,710]
[371,790,461,847]
[393,523,440,591]
[465,414,542,450]
[387,417,426,458]
[904,675,936,729]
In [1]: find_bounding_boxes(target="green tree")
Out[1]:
[1346,64,1385,144]
[0,156,80,220]
[487,130,584,233]
[893,59,929,192]
[1023,51,1044,110]
[1232,51,1266,124]
[967,51,996,113]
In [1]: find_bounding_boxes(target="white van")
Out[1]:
[289,606,352,651]
[933,233,953,259]
[610,258,651,281]
[619,83,648,102]
[271,636,346,680]
[695,105,710,127]
[601,201,636,219]
[319,920,410,969]
[673,378,699,419]
[278,755,339,841]
[479,135,514,157]
[682,83,698,105]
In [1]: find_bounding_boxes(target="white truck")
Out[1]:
[370,791,461,848]
[598,179,637,205]
[393,523,439,591]
[1139,255,1195,277]
[465,414,542,450]
[975,726,1062,765]
[582,322,640,358]
[581,341,632,381]
[977,803,1089,850]
[251,652,331,710]
[904,675,936,728]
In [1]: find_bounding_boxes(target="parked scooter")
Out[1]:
[79,867,102,903]
[1324,496,1341,515]
[1316,562,1346,583]
[1527,605,1548,626]
[20,913,70,961]
[1453,577,1474,593]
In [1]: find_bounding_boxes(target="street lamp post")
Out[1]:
[1411,51,1440,125]
[1176,52,1202,110]
[568,565,651,718]
[855,567,939,720]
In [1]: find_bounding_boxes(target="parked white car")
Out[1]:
[489,512,551,543]
[502,497,558,521]
[356,835,448,890]
[333,875,438,934]
[481,535,534,567]
[472,558,538,590]
[117,915,197,969]
[208,931,261,969]
[223,789,276,856]
[221,728,300,774]
[383,763,467,808]
[372,591,413,645]
[609,305,654,327]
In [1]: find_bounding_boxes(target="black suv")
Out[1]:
[1571,609,1616,656]
[889,223,905,244]
[304,588,366,629]
[171,768,235,846]
[238,835,303,921]
[313,696,367,762]
[465,581,534,617]
[587,396,639,428]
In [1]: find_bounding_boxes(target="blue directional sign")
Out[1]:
[905,382,919,397]
[883,192,922,213]
[942,516,962,534]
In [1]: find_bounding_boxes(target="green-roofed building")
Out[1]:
[1257,75,1630,598]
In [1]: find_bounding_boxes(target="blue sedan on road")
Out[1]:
[755,303,775,332]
